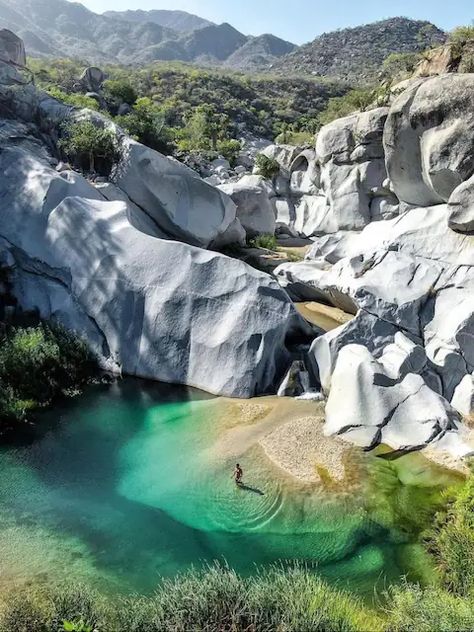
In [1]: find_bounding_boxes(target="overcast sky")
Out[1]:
[76,0,473,44]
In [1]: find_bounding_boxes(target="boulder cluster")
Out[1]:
[273,73,474,456]
[0,30,308,398]
[1,30,473,460]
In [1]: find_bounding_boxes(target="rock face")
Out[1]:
[80,66,105,92]
[0,44,308,398]
[0,62,238,250]
[448,175,474,233]
[270,74,474,458]
[218,175,276,237]
[0,119,305,398]
[384,74,474,206]
[0,29,25,66]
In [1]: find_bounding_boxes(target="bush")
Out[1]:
[382,52,422,81]
[46,86,99,111]
[0,324,96,423]
[103,78,137,105]
[59,120,119,174]
[425,473,474,596]
[385,584,474,632]
[216,138,241,164]
[275,130,315,145]
[317,88,375,126]
[254,154,280,179]
[248,234,278,250]
[115,97,173,153]
[449,26,474,44]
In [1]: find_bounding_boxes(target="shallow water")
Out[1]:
[0,379,462,599]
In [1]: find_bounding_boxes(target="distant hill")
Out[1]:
[104,9,213,33]
[224,34,296,71]
[0,0,294,70]
[271,17,446,81]
[0,2,446,80]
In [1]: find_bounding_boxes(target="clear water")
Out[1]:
[0,379,461,599]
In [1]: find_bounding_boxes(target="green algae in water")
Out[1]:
[0,379,462,599]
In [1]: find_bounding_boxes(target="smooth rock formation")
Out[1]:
[80,66,106,93]
[0,121,305,397]
[114,138,237,247]
[452,374,474,417]
[384,74,474,206]
[448,175,474,233]
[325,344,463,451]
[316,108,390,231]
[219,175,276,237]
[0,29,25,66]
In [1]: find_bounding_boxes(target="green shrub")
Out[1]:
[426,474,474,596]
[449,26,474,44]
[317,88,375,126]
[115,97,173,153]
[275,130,315,145]
[248,234,278,250]
[59,120,119,174]
[385,584,474,632]
[46,86,99,111]
[103,78,137,105]
[254,154,280,179]
[0,324,96,423]
[382,52,422,80]
[216,138,241,164]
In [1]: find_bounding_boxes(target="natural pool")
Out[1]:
[0,378,462,600]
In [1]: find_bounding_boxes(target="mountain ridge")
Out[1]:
[0,1,446,80]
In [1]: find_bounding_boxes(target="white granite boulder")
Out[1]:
[315,108,390,231]
[325,344,463,451]
[113,138,237,248]
[452,374,474,417]
[448,174,474,233]
[219,175,276,237]
[384,74,474,206]
[0,123,306,398]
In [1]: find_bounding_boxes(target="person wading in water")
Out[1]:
[233,463,243,486]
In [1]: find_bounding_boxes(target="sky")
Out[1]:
[76,0,474,44]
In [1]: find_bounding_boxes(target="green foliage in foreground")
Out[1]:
[59,120,119,174]
[254,154,280,180]
[0,324,96,423]
[426,471,474,597]
[0,565,384,632]
[385,584,474,632]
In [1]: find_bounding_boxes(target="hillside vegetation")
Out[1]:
[29,58,348,155]
[271,17,446,82]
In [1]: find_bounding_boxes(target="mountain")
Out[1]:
[224,34,296,71]
[104,9,213,33]
[272,17,446,81]
[0,0,176,63]
[0,0,294,69]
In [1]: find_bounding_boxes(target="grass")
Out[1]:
[425,472,474,597]
[0,565,385,632]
